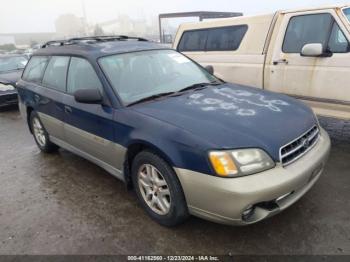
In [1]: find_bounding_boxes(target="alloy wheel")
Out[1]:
[33,117,46,147]
[137,164,171,215]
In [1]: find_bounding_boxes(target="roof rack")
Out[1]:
[41,35,149,48]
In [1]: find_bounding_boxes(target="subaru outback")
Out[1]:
[16,36,331,226]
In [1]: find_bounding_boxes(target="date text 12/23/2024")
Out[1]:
[127,256,220,261]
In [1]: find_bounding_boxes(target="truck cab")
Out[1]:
[173,5,350,120]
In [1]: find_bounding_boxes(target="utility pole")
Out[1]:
[81,0,88,35]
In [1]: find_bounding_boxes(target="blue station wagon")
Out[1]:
[16,36,331,226]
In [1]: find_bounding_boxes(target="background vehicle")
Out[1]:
[16,36,330,226]
[173,4,350,120]
[0,54,28,107]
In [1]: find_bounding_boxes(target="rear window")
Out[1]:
[206,25,248,51]
[178,25,247,52]
[177,30,208,52]
[22,56,49,83]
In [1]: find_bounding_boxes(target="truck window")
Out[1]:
[178,30,208,52]
[343,8,350,23]
[283,14,333,53]
[206,25,247,51]
[328,23,350,53]
[178,25,248,52]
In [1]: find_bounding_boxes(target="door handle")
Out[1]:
[273,59,289,65]
[64,105,72,114]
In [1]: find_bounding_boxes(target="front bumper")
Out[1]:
[175,128,331,225]
[0,90,18,108]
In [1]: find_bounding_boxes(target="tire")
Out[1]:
[131,150,189,226]
[30,111,59,153]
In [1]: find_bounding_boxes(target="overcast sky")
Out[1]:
[0,0,349,33]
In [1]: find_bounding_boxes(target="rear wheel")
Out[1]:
[30,111,58,153]
[131,151,189,226]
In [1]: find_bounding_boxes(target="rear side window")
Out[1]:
[178,30,208,52]
[283,14,333,53]
[178,25,247,52]
[42,56,70,92]
[206,25,248,51]
[67,57,102,94]
[22,56,49,82]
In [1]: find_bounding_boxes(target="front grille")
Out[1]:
[280,125,320,166]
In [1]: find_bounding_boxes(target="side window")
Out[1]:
[344,8,350,22]
[22,56,49,82]
[42,56,70,92]
[206,25,247,51]
[283,14,333,53]
[328,22,350,53]
[178,30,208,52]
[67,57,102,94]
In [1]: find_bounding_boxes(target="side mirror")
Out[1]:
[301,43,332,57]
[74,89,102,104]
[205,65,214,75]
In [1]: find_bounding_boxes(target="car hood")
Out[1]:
[0,70,23,85]
[131,83,317,161]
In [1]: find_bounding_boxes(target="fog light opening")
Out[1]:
[242,205,255,221]
[276,191,294,202]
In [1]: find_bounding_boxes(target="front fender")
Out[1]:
[117,109,213,175]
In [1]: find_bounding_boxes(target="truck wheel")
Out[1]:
[30,111,58,153]
[131,150,189,226]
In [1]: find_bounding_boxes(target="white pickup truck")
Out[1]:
[173,4,350,120]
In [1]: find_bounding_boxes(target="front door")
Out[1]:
[265,10,350,120]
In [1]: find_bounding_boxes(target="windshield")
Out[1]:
[0,56,28,73]
[99,49,218,105]
[344,8,350,23]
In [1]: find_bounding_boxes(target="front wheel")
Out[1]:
[131,151,189,226]
[30,111,58,153]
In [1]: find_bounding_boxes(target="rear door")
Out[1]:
[63,57,124,173]
[21,56,68,140]
[265,10,350,119]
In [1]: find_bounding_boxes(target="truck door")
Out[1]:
[265,10,350,119]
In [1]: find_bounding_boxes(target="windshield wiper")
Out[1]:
[177,81,222,93]
[127,81,223,107]
[127,92,176,106]
[0,67,25,73]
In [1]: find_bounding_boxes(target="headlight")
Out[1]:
[209,149,275,177]
[0,83,15,91]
